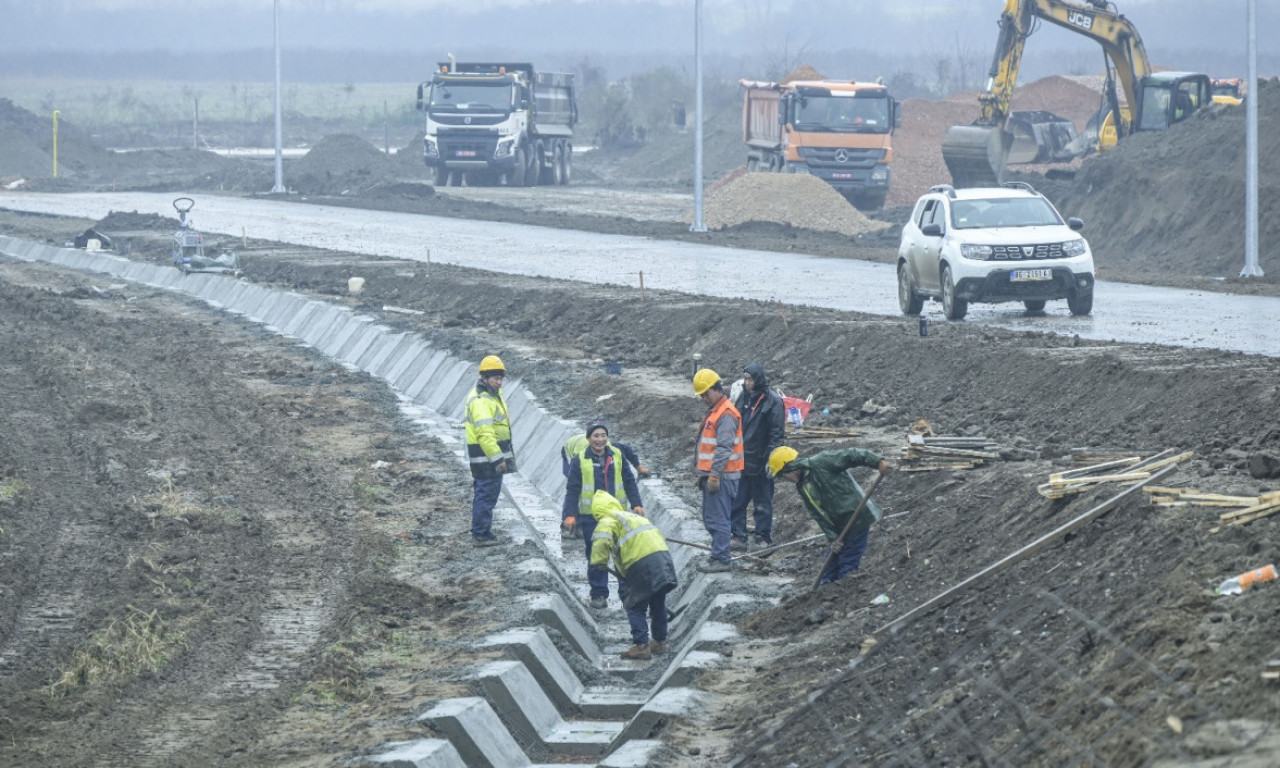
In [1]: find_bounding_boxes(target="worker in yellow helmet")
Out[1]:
[464,355,515,546]
[692,368,743,573]
[767,445,889,585]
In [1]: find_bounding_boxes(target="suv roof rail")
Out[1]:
[929,184,957,199]
[1001,181,1039,195]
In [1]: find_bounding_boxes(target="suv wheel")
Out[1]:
[898,262,924,316]
[1068,288,1093,316]
[941,266,968,321]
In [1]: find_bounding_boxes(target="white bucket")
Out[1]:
[85,239,101,252]
[348,277,365,295]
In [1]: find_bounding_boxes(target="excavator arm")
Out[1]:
[943,0,1153,187]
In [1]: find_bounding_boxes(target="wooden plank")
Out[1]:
[1220,498,1280,522]
[1050,457,1142,482]
[873,465,1178,640]
[1222,501,1280,526]
[1130,450,1194,474]
[1046,471,1153,488]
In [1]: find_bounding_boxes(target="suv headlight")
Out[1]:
[495,137,516,158]
[960,244,993,260]
[1061,238,1088,257]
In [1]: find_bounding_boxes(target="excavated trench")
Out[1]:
[0,235,753,767]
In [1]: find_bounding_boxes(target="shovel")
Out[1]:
[811,472,885,591]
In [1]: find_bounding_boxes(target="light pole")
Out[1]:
[52,110,60,178]
[271,0,286,194]
[690,0,706,232]
[1240,0,1262,276]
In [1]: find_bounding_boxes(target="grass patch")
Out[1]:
[50,606,189,696]
[0,477,28,499]
[132,478,237,524]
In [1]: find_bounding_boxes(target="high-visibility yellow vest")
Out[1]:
[464,383,513,477]
[576,445,627,514]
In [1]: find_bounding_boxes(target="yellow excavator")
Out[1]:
[942,0,1212,188]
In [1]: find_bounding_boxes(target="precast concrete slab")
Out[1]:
[652,649,724,691]
[597,740,667,768]
[354,331,400,373]
[365,738,465,768]
[336,320,382,365]
[576,688,648,720]
[525,594,599,662]
[617,687,705,743]
[478,628,584,714]
[386,344,434,391]
[417,697,532,768]
[476,660,624,757]
[369,334,419,379]
[421,361,470,413]
[401,350,448,400]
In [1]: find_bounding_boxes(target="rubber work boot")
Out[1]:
[698,558,733,574]
[621,644,652,661]
[648,640,668,655]
[561,516,577,540]
[587,596,608,610]
[471,535,502,548]
[730,537,750,552]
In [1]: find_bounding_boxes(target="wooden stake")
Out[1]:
[639,270,645,292]
[778,301,789,331]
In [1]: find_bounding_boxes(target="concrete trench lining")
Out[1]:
[0,237,772,766]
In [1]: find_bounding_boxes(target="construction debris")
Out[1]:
[1038,449,1193,499]
[784,425,862,440]
[900,433,999,472]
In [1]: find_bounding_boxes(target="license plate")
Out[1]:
[831,172,853,179]
[1011,269,1052,282]
[455,149,476,157]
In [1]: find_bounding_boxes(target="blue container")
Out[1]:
[919,317,929,337]
[603,362,623,375]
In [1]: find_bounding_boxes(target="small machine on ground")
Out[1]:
[171,197,242,276]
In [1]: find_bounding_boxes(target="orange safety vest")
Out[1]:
[697,396,745,474]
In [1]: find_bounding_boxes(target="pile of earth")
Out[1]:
[290,133,430,196]
[695,172,890,236]
[1033,77,1280,281]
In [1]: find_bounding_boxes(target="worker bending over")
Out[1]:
[589,491,677,660]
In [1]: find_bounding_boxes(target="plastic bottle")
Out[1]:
[1215,564,1277,595]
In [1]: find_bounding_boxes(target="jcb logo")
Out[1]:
[1067,10,1094,30]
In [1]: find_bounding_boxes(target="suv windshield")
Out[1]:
[951,197,1063,229]
[428,83,513,112]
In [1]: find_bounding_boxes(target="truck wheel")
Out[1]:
[1068,289,1093,316]
[942,266,968,321]
[859,189,888,211]
[1023,300,1046,312]
[434,166,450,187]
[898,261,924,316]
[558,143,571,185]
[509,149,527,187]
[746,157,759,172]
[524,148,540,187]
[550,145,564,185]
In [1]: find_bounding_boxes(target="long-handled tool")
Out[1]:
[749,533,826,559]
[811,472,885,591]
[666,536,774,566]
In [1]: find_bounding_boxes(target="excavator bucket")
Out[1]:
[941,124,1013,189]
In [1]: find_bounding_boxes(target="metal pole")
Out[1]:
[52,110,60,178]
[1241,0,1262,277]
[271,0,286,194]
[690,0,706,232]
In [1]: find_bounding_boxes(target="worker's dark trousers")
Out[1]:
[818,529,870,585]
[619,580,669,646]
[701,477,739,563]
[578,515,611,599]
[730,473,775,543]
[470,475,503,538]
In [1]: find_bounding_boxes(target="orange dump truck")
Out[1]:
[739,78,898,209]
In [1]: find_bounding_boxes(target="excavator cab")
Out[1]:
[1135,73,1210,131]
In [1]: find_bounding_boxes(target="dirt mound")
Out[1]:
[1038,77,1280,279]
[95,210,176,232]
[782,65,826,83]
[0,128,53,180]
[698,172,890,236]
[291,134,395,195]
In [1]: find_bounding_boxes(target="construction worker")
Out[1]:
[730,362,786,549]
[464,355,515,546]
[561,428,648,539]
[563,419,644,609]
[692,368,743,573]
[767,445,888,585]
[588,491,677,660]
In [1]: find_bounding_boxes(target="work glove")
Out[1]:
[877,459,891,475]
[706,475,721,495]
[636,465,652,479]
[494,460,509,475]
[829,538,844,554]
[632,506,645,516]
[562,516,577,536]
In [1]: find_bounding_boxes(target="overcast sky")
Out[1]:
[1,0,1274,81]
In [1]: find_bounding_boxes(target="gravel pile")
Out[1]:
[291,134,395,195]
[699,172,890,236]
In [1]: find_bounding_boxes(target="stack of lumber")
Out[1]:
[1146,486,1280,526]
[899,434,999,472]
[1037,449,1193,499]
[1069,447,1148,467]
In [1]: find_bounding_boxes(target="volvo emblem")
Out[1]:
[1022,246,1035,257]
[464,117,472,125]
[834,149,848,163]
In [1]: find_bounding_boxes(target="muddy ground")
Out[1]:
[2,206,1280,766]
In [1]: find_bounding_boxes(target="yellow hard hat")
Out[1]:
[692,368,721,396]
[767,446,799,478]
[479,355,506,375]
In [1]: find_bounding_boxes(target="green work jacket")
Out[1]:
[786,447,884,542]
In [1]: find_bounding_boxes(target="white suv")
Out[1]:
[897,183,1095,320]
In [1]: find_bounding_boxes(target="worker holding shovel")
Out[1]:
[767,445,889,586]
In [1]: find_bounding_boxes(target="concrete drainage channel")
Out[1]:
[0,236,770,768]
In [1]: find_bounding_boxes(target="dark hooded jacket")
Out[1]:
[734,362,787,476]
